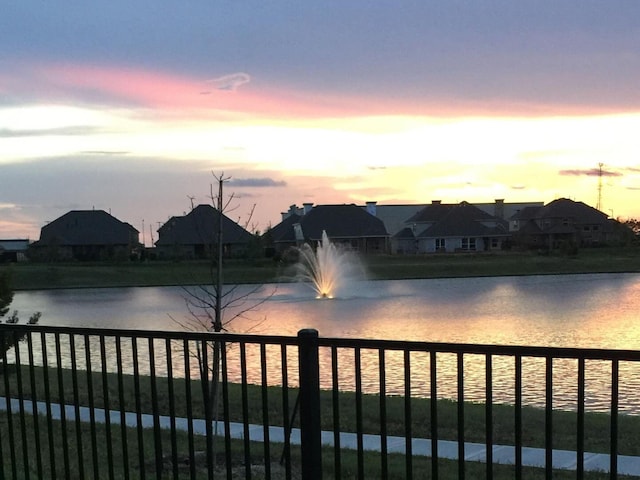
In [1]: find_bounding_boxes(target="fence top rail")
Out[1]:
[0,323,299,346]
[318,336,640,361]
[2,324,639,361]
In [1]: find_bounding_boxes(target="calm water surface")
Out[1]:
[12,273,640,413]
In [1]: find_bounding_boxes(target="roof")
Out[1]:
[365,204,427,236]
[38,210,139,246]
[269,204,388,243]
[156,204,253,246]
[268,213,301,243]
[511,198,608,223]
[538,198,608,222]
[406,202,456,223]
[416,202,508,238]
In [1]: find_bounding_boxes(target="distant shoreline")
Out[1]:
[5,247,640,291]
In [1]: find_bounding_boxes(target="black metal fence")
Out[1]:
[1,323,639,479]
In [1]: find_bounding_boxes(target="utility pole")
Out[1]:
[596,162,604,211]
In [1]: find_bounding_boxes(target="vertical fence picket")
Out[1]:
[430,350,438,479]
[280,343,292,479]
[515,354,522,480]
[221,340,233,480]
[182,339,196,479]
[259,343,271,478]
[2,330,17,480]
[26,331,44,479]
[457,352,465,480]
[69,334,85,480]
[148,337,163,478]
[116,335,130,480]
[577,357,585,478]
[378,348,388,478]
[100,335,115,480]
[331,345,342,479]
[54,333,70,478]
[355,346,364,479]
[485,353,493,480]
[404,349,412,479]
[41,331,56,480]
[13,332,29,479]
[165,338,179,479]
[611,359,619,478]
[545,356,553,480]
[131,335,145,480]
[240,341,252,479]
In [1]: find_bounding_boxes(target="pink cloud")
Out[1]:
[8,62,631,121]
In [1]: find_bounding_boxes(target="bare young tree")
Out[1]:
[171,172,274,462]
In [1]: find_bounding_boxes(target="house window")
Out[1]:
[593,225,600,231]
[435,238,446,250]
[461,237,476,251]
[491,238,499,249]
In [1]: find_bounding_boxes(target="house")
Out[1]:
[32,210,140,261]
[357,201,427,254]
[155,204,254,259]
[358,199,543,254]
[268,203,389,254]
[403,201,510,253]
[510,198,615,249]
[0,239,30,262]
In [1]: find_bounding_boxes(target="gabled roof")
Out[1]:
[269,204,388,243]
[367,204,427,236]
[406,202,456,223]
[538,198,608,222]
[268,213,301,243]
[510,198,608,225]
[392,227,416,239]
[416,202,508,238]
[156,204,253,246]
[38,210,138,246]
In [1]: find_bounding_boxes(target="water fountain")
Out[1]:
[295,231,363,299]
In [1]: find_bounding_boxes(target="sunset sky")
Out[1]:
[2,2,639,244]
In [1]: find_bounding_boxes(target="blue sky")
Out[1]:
[1,1,639,241]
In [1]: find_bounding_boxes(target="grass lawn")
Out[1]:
[1,365,638,456]
[4,247,640,291]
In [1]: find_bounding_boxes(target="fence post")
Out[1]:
[298,328,322,479]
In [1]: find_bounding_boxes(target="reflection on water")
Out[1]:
[11,273,640,413]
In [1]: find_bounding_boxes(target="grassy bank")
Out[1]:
[1,415,628,479]
[5,247,640,290]
[2,366,637,478]
[2,366,639,457]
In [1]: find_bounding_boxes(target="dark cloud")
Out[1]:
[559,168,622,177]
[230,178,287,187]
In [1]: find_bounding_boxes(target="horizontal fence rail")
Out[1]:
[1,324,640,479]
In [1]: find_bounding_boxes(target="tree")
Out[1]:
[173,172,274,465]
[0,271,41,363]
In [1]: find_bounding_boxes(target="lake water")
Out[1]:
[11,273,640,414]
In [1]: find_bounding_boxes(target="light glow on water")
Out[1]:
[10,272,640,414]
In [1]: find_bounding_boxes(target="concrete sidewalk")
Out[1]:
[2,397,639,476]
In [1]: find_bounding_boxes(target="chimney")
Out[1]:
[366,201,377,216]
[494,199,505,219]
[303,203,313,215]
